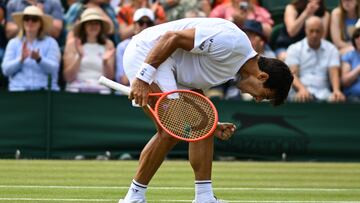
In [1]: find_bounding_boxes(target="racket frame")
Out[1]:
[98,76,219,142]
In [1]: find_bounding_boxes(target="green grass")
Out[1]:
[0,160,360,202]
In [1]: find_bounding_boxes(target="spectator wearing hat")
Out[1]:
[117,0,166,40]
[116,8,155,86]
[1,5,61,91]
[5,0,64,41]
[340,26,360,101]
[64,0,120,45]
[242,20,275,58]
[63,7,115,93]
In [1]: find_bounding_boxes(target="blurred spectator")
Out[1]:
[5,0,64,41]
[286,16,345,103]
[341,26,360,101]
[243,20,275,58]
[184,8,206,18]
[159,0,197,21]
[65,0,120,44]
[116,8,155,86]
[61,0,78,12]
[1,5,61,91]
[0,1,6,62]
[209,0,273,38]
[275,0,329,61]
[200,0,229,16]
[117,0,166,40]
[63,8,115,93]
[330,0,359,55]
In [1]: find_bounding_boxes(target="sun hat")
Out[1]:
[73,8,111,37]
[133,8,155,22]
[12,5,53,33]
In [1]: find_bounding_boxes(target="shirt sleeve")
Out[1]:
[328,45,340,68]
[190,26,235,61]
[285,43,300,66]
[1,39,22,76]
[38,37,60,75]
[341,51,352,64]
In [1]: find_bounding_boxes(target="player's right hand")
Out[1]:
[130,78,151,107]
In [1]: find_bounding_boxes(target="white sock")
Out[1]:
[194,180,216,202]
[123,179,147,201]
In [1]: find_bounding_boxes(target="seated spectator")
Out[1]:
[275,0,329,61]
[159,0,198,21]
[65,0,120,44]
[117,0,166,40]
[200,0,232,17]
[341,27,360,101]
[63,8,115,93]
[0,2,7,62]
[243,20,275,58]
[286,16,345,103]
[5,0,64,41]
[1,5,61,91]
[209,0,273,39]
[330,0,359,55]
[116,8,155,87]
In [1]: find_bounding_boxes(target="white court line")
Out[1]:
[0,198,360,203]
[0,185,359,192]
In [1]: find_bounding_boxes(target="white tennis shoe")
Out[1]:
[192,199,228,203]
[118,199,146,203]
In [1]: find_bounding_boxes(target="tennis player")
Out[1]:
[119,17,293,203]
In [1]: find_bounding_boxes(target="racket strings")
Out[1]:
[157,92,216,140]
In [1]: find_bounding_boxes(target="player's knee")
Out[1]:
[158,129,178,143]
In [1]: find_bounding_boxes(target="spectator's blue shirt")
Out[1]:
[6,0,64,22]
[1,36,61,91]
[116,39,130,83]
[342,50,360,96]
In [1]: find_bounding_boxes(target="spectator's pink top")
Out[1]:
[209,3,273,25]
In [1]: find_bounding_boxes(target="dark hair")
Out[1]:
[292,0,327,17]
[351,28,360,49]
[78,20,107,45]
[258,56,294,106]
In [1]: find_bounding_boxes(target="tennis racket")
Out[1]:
[98,76,218,142]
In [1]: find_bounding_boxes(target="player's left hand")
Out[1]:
[214,122,236,141]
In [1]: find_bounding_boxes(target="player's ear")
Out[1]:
[257,72,269,82]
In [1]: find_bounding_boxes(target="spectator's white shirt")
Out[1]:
[132,18,257,90]
[285,38,340,100]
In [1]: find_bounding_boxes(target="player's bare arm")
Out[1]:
[130,29,196,107]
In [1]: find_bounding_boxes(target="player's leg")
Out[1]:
[121,45,180,202]
[189,131,218,202]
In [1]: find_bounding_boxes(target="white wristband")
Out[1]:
[135,63,157,84]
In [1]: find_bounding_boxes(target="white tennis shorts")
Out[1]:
[123,39,184,93]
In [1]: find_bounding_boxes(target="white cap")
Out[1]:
[133,8,155,22]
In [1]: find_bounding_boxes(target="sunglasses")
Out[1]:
[136,19,154,27]
[23,15,41,22]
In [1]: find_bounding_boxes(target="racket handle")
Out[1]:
[98,76,130,95]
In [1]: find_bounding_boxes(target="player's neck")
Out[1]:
[239,55,261,78]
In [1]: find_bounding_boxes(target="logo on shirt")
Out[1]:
[199,38,214,52]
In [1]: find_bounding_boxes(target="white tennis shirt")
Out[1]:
[132,18,257,90]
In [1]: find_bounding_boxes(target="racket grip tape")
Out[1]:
[98,76,131,95]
